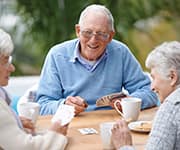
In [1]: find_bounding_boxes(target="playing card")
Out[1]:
[78,128,98,135]
[51,104,75,126]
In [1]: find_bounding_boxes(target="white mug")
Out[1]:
[114,97,142,121]
[17,102,40,123]
[99,122,115,150]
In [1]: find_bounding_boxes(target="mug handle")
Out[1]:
[114,100,125,119]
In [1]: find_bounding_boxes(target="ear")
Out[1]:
[75,24,80,38]
[169,70,178,87]
[107,31,115,43]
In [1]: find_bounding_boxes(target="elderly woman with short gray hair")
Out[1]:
[0,28,68,150]
[111,41,180,150]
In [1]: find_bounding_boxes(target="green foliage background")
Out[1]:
[11,0,180,75]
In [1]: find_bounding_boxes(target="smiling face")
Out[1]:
[150,68,177,102]
[0,55,15,86]
[75,12,115,61]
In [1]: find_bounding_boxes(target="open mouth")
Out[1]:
[88,44,99,49]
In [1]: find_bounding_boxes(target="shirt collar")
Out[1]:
[69,40,80,63]
[72,40,108,62]
[71,40,108,72]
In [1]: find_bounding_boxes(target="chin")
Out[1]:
[1,81,8,86]
[159,96,165,103]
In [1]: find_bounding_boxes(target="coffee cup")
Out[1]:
[114,97,142,121]
[99,122,115,150]
[17,102,40,123]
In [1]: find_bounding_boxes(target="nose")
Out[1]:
[89,33,100,41]
[89,36,100,43]
[8,64,15,72]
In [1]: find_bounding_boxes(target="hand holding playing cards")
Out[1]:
[49,121,68,136]
[65,96,88,115]
[52,104,75,125]
[50,104,75,135]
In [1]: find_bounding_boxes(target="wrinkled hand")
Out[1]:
[111,120,133,149]
[19,116,35,134]
[50,121,69,136]
[65,96,88,115]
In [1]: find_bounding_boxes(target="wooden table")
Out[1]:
[36,107,158,150]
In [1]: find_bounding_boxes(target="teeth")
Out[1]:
[89,45,98,49]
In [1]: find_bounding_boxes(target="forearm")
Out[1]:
[130,88,158,109]
[0,101,68,150]
[37,98,64,115]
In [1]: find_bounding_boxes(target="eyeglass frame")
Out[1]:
[0,55,13,68]
[80,30,110,41]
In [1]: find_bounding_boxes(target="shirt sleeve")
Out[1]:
[121,45,158,109]
[35,50,65,115]
[0,100,68,150]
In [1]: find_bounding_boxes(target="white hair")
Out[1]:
[0,28,14,56]
[78,4,115,31]
[146,41,180,84]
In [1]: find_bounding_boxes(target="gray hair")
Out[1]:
[146,41,180,84]
[0,28,14,56]
[78,4,115,32]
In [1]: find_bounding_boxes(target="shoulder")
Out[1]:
[0,100,10,111]
[44,39,78,62]
[49,39,78,56]
[107,39,133,57]
[0,100,16,123]
[107,39,130,51]
[166,88,180,105]
[106,40,138,65]
[154,89,180,124]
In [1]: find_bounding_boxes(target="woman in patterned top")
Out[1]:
[111,41,180,150]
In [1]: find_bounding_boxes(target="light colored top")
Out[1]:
[0,87,11,105]
[0,87,23,128]
[0,100,67,150]
[36,39,158,115]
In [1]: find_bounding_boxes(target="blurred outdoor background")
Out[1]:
[0,0,180,76]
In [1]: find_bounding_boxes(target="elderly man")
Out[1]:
[36,4,158,115]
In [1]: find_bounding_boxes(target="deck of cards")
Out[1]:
[96,92,127,107]
[51,104,75,126]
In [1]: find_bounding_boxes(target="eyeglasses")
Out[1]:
[80,30,110,41]
[0,56,13,68]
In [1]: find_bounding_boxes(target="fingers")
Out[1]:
[20,116,36,134]
[110,99,122,112]
[65,96,88,115]
[111,120,133,148]
[75,96,88,108]
[50,121,69,136]
[112,120,128,133]
[20,116,35,130]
